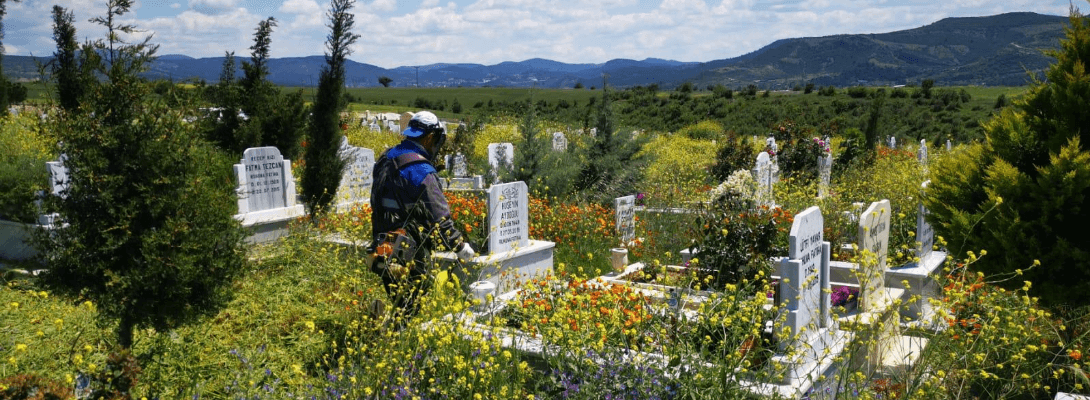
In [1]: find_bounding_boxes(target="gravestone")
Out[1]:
[589,127,597,137]
[858,199,891,312]
[767,137,780,183]
[237,147,291,212]
[614,195,636,244]
[487,142,514,182]
[46,156,69,197]
[335,138,375,210]
[552,132,567,151]
[488,181,529,254]
[779,206,831,345]
[946,140,952,151]
[233,147,304,242]
[890,136,897,148]
[453,153,467,177]
[917,181,934,259]
[818,153,833,198]
[753,152,773,207]
[368,122,380,132]
[917,139,929,174]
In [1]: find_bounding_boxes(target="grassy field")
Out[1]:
[279,86,604,120]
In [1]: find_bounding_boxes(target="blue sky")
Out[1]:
[5,0,1074,68]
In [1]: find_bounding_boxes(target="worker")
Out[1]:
[368,111,476,323]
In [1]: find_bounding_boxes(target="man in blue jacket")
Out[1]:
[369,111,476,322]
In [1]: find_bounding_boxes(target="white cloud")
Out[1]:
[370,0,397,12]
[172,3,182,9]
[279,0,322,14]
[189,0,240,15]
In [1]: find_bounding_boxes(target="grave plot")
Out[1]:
[436,181,556,294]
[446,205,866,399]
[233,146,305,243]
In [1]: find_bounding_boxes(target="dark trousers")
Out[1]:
[375,253,433,321]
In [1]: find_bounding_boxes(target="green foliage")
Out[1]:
[203,52,254,154]
[709,132,754,183]
[771,121,829,182]
[676,120,722,140]
[691,199,785,289]
[51,6,85,113]
[302,0,359,214]
[35,0,246,349]
[378,76,392,87]
[506,100,547,189]
[637,133,717,206]
[575,82,648,203]
[926,6,1090,307]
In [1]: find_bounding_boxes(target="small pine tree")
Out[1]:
[301,0,359,214]
[51,5,87,113]
[507,99,546,190]
[36,0,246,349]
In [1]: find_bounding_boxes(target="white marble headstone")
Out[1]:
[552,132,567,151]
[336,139,375,207]
[918,139,929,173]
[753,152,772,206]
[818,153,833,198]
[858,199,892,312]
[47,157,69,197]
[946,139,952,151]
[779,206,830,345]
[614,195,636,243]
[236,147,294,213]
[917,181,934,260]
[488,181,529,254]
[453,153,467,177]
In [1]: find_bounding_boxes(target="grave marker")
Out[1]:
[614,195,636,244]
[235,147,296,214]
[488,181,529,254]
[453,153,467,177]
[335,138,375,208]
[46,156,68,197]
[917,181,934,259]
[818,153,833,198]
[858,199,892,312]
[552,132,567,151]
[753,152,773,207]
[779,206,831,346]
[918,139,929,174]
[946,139,952,151]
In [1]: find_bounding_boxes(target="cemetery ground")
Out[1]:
[3,114,1089,399]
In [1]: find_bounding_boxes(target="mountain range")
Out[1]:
[3,11,1068,89]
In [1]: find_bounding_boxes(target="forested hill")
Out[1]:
[3,12,1067,89]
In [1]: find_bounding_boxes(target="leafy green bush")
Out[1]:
[709,132,753,182]
[36,0,247,349]
[925,7,1090,307]
[0,113,52,223]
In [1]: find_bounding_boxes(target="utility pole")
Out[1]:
[415,66,420,87]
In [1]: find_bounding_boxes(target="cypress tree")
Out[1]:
[302,0,359,214]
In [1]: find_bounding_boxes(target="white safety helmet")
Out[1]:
[402,111,442,138]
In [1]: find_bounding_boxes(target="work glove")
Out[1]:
[457,242,477,262]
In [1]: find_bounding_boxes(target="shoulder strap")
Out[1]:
[394,152,431,170]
